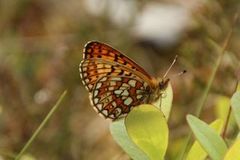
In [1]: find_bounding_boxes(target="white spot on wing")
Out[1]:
[129,80,136,87]
[111,77,122,81]
[124,97,133,105]
[110,81,116,86]
[121,90,129,96]
[96,83,102,89]
[94,98,99,104]
[137,95,143,99]
[100,77,107,82]
[109,114,115,119]
[122,83,129,87]
[112,101,117,107]
[94,90,99,97]
[96,104,103,110]
[114,90,122,95]
[102,110,108,116]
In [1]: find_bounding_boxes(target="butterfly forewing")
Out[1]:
[80,59,133,91]
[83,41,152,78]
[79,41,156,120]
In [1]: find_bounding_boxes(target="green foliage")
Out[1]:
[186,119,224,160]
[110,119,148,160]
[187,115,227,160]
[125,105,168,160]
[224,139,240,160]
[230,91,240,128]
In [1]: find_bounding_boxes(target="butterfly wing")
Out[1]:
[80,41,155,91]
[79,41,156,120]
[90,76,150,120]
[82,41,152,79]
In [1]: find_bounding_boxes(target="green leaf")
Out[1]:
[187,115,227,160]
[110,119,149,160]
[214,96,230,121]
[125,104,169,160]
[230,91,240,128]
[186,119,224,160]
[224,139,240,160]
[152,83,173,120]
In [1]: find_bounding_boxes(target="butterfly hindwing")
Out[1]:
[90,76,150,120]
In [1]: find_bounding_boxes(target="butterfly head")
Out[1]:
[159,78,170,90]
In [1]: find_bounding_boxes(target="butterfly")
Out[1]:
[79,41,172,120]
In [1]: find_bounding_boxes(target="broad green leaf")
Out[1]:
[186,119,224,160]
[110,119,149,160]
[152,83,173,120]
[187,115,227,160]
[224,139,240,160]
[126,104,168,160]
[230,91,240,128]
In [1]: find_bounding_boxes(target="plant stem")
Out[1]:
[15,90,67,160]
[177,13,239,160]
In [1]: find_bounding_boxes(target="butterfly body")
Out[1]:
[79,41,169,120]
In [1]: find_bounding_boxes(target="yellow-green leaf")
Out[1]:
[231,91,240,128]
[186,119,224,160]
[125,104,169,160]
[224,139,240,160]
[187,115,227,160]
[110,119,149,160]
[152,83,173,120]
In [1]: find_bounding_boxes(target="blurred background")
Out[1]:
[0,0,239,159]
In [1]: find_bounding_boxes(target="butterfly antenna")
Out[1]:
[163,55,178,79]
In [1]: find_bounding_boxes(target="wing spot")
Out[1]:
[111,77,122,81]
[112,101,117,107]
[88,84,93,89]
[114,108,122,116]
[96,104,103,110]
[102,110,108,116]
[110,81,116,86]
[94,90,99,97]
[121,90,129,96]
[114,90,123,95]
[124,97,133,105]
[94,98,99,104]
[129,80,136,87]
[100,77,108,82]
[96,83,102,89]
[122,83,129,87]
[137,95,143,99]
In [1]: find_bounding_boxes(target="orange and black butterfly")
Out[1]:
[79,41,173,120]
